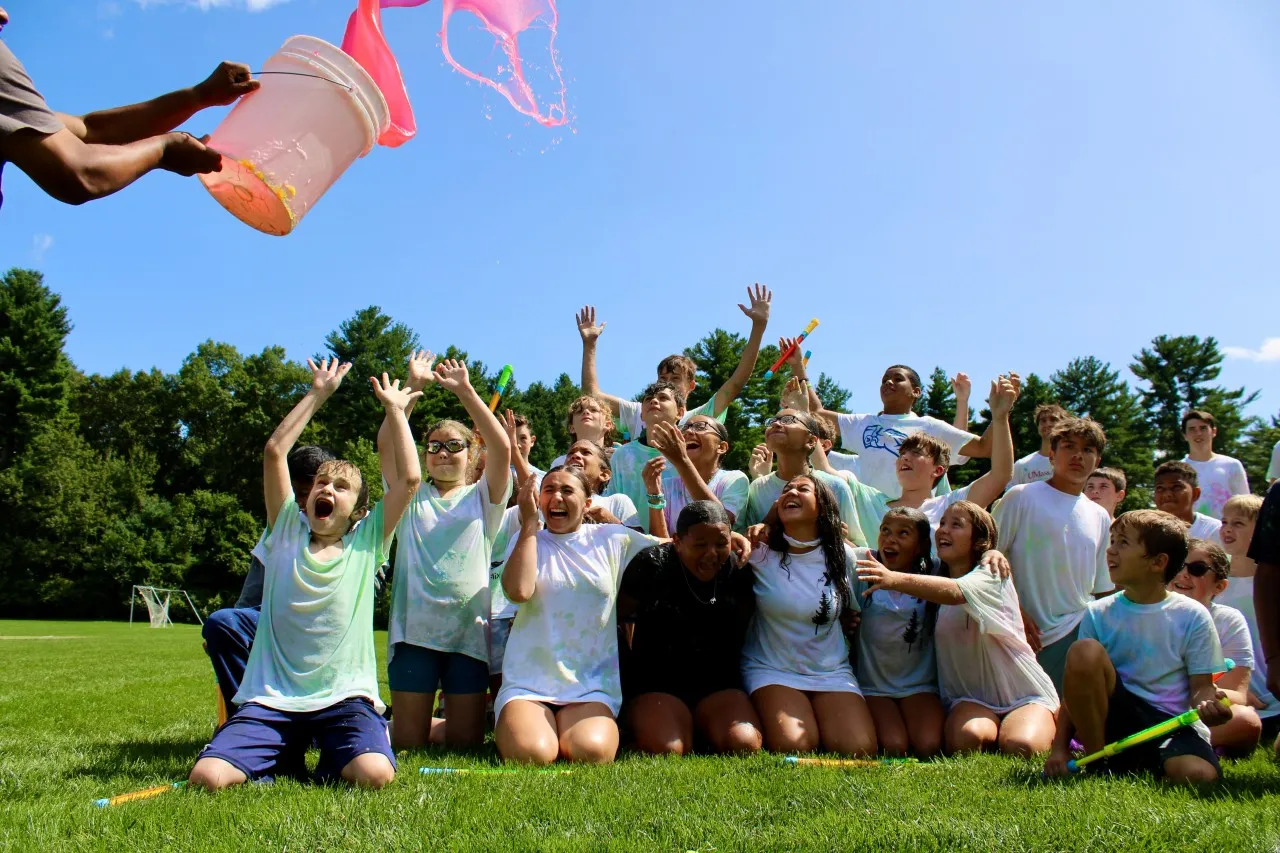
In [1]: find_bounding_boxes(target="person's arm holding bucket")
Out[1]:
[55,62,258,145]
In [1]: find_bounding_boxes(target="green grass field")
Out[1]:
[1,620,1279,852]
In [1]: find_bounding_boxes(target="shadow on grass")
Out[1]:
[1000,760,1280,797]
[65,738,208,782]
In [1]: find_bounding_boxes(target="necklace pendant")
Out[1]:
[709,596,717,604]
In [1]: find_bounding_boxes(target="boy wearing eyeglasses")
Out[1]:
[1166,538,1263,755]
[381,351,513,752]
[1044,511,1232,784]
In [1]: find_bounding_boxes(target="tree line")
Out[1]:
[2,267,1276,621]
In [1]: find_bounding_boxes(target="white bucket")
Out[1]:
[199,36,390,236]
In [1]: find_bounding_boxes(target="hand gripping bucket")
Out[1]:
[199,36,390,235]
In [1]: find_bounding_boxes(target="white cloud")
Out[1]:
[1224,337,1280,363]
[134,0,292,9]
[32,234,54,263]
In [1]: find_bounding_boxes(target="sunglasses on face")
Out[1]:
[425,439,469,455]
[1183,560,1221,579]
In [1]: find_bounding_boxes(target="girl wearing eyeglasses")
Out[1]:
[742,474,878,756]
[736,410,867,547]
[381,352,513,751]
[647,414,749,529]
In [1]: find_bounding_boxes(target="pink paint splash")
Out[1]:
[342,0,567,148]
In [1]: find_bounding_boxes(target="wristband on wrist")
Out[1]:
[647,493,666,509]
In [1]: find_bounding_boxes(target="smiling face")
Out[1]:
[934,506,973,572]
[877,515,923,571]
[765,410,815,454]
[879,367,920,413]
[538,470,590,533]
[306,462,366,537]
[776,476,818,526]
[423,425,471,486]
[1152,472,1197,522]
[1219,507,1256,559]
[1049,435,1100,492]
[1183,418,1215,453]
[681,415,728,469]
[674,521,733,582]
[569,398,608,441]
[564,439,609,494]
[1167,545,1227,606]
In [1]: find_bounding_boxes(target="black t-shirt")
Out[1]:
[1248,480,1280,566]
[618,543,755,701]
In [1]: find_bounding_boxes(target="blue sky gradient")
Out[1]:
[2,0,1277,420]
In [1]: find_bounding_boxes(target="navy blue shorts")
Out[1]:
[198,698,394,784]
[388,643,489,695]
[1099,680,1220,778]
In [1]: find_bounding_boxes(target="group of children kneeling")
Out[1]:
[189,290,1278,793]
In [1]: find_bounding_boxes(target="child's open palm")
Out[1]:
[648,421,688,462]
[308,357,352,398]
[576,305,605,342]
[855,557,900,597]
[433,359,472,393]
[370,374,423,411]
[738,283,772,325]
[406,349,436,389]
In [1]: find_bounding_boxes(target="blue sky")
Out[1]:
[2,0,1278,424]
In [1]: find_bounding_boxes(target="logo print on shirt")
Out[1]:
[863,424,911,457]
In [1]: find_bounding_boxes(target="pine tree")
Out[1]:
[920,367,957,425]
[1240,411,1280,494]
[1130,335,1258,460]
[0,269,74,466]
[1051,356,1155,510]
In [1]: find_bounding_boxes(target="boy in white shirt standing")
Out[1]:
[1044,510,1231,784]
[1084,467,1127,520]
[1153,461,1223,545]
[1009,404,1069,488]
[1181,410,1249,519]
[993,418,1114,691]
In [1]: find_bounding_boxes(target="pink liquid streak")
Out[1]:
[342,0,567,148]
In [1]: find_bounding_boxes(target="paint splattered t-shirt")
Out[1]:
[495,524,661,717]
[663,467,749,529]
[1182,454,1249,520]
[1215,578,1280,719]
[834,412,976,500]
[852,548,939,699]
[234,495,388,713]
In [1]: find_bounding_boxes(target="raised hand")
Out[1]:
[307,357,352,398]
[370,373,423,411]
[406,349,436,389]
[781,376,810,412]
[854,557,899,597]
[516,474,539,525]
[576,305,605,343]
[642,456,667,494]
[501,409,522,455]
[748,444,774,480]
[951,372,971,400]
[433,359,472,393]
[738,283,772,326]
[778,336,804,372]
[989,375,1017,417]
[649,421,688,462]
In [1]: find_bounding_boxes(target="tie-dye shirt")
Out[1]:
[494,524,661,717]
[1183,455,1249,519]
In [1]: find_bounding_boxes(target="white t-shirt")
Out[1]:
[1187,512,1223,546]
[235,496,388,713]
[737,469,868,547]
[1008,452,1053,489]
[741,543,861,695]
[853,549,938,698]
[1078,592,1223,738]
[595,492,641,528]
[835,412,977,499]
[495,524,660,717]
[991,481,1113,645]
[489,507,524,620]
[1267,441,1280,482]
[1207,601,1254,672]
[664,468,750,529]
[388,472,511,666]
[934,567,1059,714]
[616,398,722,444]
[1183,455,1250,520]
[1215,577,1280,719]
[827,451,859,477]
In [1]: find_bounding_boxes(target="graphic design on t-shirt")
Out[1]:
[862,424,911,457]
[811,589,834,634]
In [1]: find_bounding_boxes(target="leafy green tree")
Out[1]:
[1051,356,1155,511]
[503,373,582,469]
[318,307,419,455]
[73,368,181,492]
[1130,335,1258,460]
[0,269,74,466]
[920,367,957,424]
[1240,411,1280,493]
